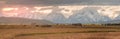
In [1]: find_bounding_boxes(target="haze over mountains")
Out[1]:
[45,7,120,24]
[67,7,111,24]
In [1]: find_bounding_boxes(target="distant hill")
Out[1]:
[0,17,54,25]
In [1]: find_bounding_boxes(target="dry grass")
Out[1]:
[0,25,120,39]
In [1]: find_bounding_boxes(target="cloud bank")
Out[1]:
[3,0,120,5]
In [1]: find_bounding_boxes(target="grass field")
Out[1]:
[0,25,120,39]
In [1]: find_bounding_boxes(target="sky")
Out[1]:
[1,0,120,5]
[1,5,120,19]
[1,0,120,18]
[1,0,120,23]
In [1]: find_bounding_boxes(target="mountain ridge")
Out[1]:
[0,17,54,25]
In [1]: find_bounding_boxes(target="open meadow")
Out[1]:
[0,25,120,39]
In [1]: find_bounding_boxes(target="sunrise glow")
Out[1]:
[2,8,18,11]
[1,5,120,19]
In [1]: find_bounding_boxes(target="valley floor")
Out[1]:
[0,25,120,39]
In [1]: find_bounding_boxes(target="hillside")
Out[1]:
[0,17,54,25]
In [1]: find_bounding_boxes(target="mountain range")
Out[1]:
[45,7,120,24]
